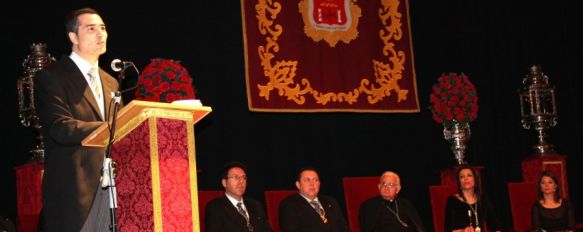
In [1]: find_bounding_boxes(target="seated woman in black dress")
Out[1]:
[531,171,575,232]
[444,165,502,232]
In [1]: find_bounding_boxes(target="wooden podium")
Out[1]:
[82,100,211,232]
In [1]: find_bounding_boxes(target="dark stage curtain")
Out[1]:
[5,0,582,230]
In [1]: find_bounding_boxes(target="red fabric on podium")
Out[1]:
[521,155,568,198]
[111,118,196,231]
[158,119,193,231]
[14,162,44,232]
[112,120,155,231]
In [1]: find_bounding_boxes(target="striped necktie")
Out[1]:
[310,200,324,216]
[310,200,328,223]
[88,66,102,99]
[237,202,253,231]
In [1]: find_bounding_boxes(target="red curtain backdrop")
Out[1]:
[241,0,419,112]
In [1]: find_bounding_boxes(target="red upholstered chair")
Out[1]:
[508,182,537,232]
[264,190,296,232]
[198,190,224,232]
[429,185,458,232]
[342,176,380,232]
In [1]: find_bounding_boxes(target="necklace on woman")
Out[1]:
[385,199,408,228]
[467,201,481,232]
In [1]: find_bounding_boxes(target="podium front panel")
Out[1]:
[112,116,200,231]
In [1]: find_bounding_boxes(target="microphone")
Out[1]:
[110,59,134,72]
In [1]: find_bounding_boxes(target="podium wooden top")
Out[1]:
[82,100,212,147]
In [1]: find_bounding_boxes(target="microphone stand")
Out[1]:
[102,69,125,232]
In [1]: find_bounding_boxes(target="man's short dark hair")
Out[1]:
[221,161,248,180]
[296,166,318,181]
[65,7,99,34]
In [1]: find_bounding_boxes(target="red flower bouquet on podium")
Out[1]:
[429,72,478,164]
[135,58,196,103]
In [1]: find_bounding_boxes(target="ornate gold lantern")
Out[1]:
[17,43,55,162]
[519,65,557,156]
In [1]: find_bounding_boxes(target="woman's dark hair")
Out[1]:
[536,170,561,202]
[456,165,482,202]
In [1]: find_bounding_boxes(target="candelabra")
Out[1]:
[519,65,557,156]
[17,43,55,162]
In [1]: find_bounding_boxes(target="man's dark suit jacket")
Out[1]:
[205,194,274,232]
[279,193,350,232]
[34,56,119,232]
[359,195,426,232]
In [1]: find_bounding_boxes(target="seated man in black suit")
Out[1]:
[279,167,350,232]
[359,171,426,232]
[205,161,274,232]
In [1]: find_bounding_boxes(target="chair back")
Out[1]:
[198,190,224,232]
[429,185,458,232]
[508,182,537,232]
[342,176,380,232]
[264,190,296,232]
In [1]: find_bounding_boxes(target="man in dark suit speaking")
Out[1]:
[205,161,274,232]
[34,7,120,232]
[279,167,350,232]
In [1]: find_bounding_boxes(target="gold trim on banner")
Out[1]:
[359,0,410,104]
[187,121,200,232]
[298,0,361,47]
[253,0,414,107]
[101,108,195,146]
[149,118,163,232]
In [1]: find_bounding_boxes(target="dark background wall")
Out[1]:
[4,0,582,230]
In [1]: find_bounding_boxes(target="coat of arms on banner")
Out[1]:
[299,0,361,47]
[241,0,419,113]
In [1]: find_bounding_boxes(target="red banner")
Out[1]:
[241,0,419,112]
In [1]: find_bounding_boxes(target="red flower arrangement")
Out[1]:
[135,58,196,103]
[429,72,478,126]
